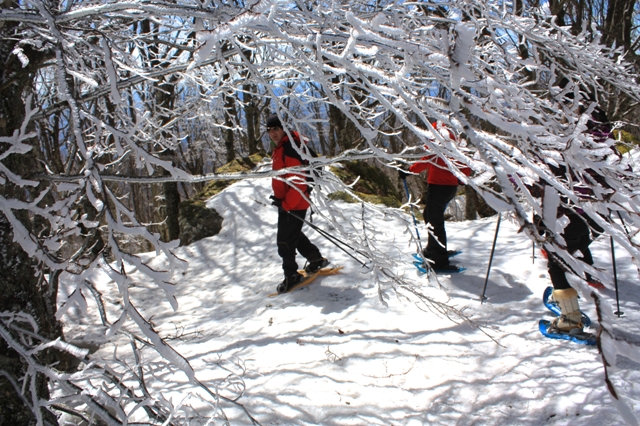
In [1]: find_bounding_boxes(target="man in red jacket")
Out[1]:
[267,114,329,293]
[405,122,471,272]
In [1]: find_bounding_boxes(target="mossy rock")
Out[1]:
[614,129,640,154]
[329,161,401,208]
[327,191,358,204]
[328,191,402,208]
[178,200,224,246]
[196,153,265,200]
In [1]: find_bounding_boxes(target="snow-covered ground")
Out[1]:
[60,178,640,425]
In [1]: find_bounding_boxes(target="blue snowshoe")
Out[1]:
[412,250,464,273]
[543,286,591,327]
[539,319,596,346]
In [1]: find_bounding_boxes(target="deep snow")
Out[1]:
[60,178,640,425]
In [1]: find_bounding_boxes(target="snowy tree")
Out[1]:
[2,0,640,424]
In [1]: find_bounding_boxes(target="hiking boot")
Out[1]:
[550,312,584,332]
[551,288,583,332]
[277,272,304,294]
[305,258,330,274]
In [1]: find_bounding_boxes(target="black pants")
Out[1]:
[277,209,322,277]
[547,212,593,290]
[422,184,458,267]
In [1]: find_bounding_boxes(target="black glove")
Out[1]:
[270,195,282,208]
[398,169,409,180]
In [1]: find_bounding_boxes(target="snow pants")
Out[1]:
[277,209,322,277]
[422,184,458,268]
[547,212,594,290]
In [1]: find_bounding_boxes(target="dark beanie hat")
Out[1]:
[266,114,282,128]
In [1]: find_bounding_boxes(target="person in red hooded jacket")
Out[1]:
[403,121,471,272]
[267,114,329,294]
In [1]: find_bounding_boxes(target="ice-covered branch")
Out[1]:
[4,1,640,424]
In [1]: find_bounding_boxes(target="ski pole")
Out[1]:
[532,241,536,264]
[610,236,623,317]
[307,221,370,265]
[298,216,370,268]
[266,196,369,263]
[400,175,428,271]
[291,209,364,256]
[480,213,501,303]
[282,208,371,268]
[611,211,626,317]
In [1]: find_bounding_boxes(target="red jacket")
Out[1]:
[409,155,471,185]
[409,123,471,185]
[271,132,311,211]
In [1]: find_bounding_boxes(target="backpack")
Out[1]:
[283,136,319,194]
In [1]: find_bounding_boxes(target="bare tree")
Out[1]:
[2,1,640,424]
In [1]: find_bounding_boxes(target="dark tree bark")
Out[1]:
[0,12,61,424]
[163,179,182,241]
[238,40,263,156]
[244,86,261,155]
[223,93,237,163]
[140,18,182,242]
[602,0,635,53]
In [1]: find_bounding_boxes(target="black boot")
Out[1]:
[305,257,330,274]
[277,272,304,294]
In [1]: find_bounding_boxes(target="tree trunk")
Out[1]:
[140,18,182,243]
[164,180,181,241]
[465,185,497,219]
[603,0,634,53]
[223,93,237,163]
[0,20,61,423]
[548,0,569,27]
[244,85,260,155]
[464,185,478,220]
[328,102,345,153]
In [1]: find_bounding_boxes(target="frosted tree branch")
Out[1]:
[3,0,640,423]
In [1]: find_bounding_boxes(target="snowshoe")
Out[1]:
[542,286,591,327]
[412,249,461,263]
[269,266,344,297]
[412,259,430,273]
[539,319,596,345]
[412,250,463,273]
[447,249,463,258]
